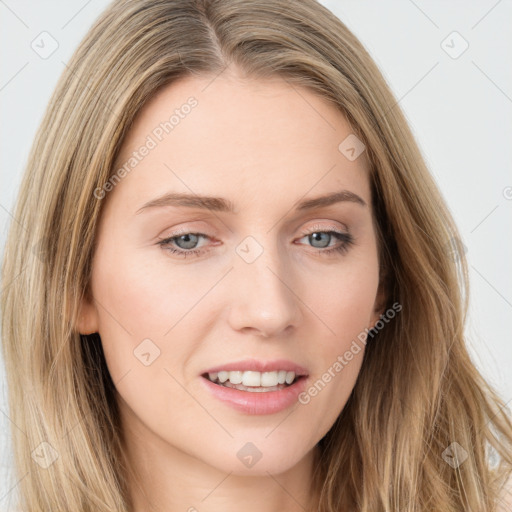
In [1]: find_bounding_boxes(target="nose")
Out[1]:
[226,239,303,338]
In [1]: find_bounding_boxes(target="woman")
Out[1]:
[1,0,511,510]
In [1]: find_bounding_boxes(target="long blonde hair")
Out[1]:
[1,0,511,510]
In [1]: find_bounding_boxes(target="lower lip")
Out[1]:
[200,375,309,415]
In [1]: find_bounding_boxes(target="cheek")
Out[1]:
[307,252,380,338]
[91,244,205,338]
[297,254,379,421]
[90,241,225,397]
[90,248,200,425]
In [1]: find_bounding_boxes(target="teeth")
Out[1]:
[260,371,277,387]
[228,371,243,384]
[243,371,261,387]
[285,371,295,385]
[207,370,297,387]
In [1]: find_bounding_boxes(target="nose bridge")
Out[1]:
[227,233,302,336]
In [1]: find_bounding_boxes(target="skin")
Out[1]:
[78,67,384,512]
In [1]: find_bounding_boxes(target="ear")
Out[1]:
[76,290,99,335]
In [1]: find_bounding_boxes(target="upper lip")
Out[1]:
[202,359,309,376]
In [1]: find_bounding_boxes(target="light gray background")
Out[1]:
[1,1,511,508]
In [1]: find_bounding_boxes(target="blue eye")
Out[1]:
[297,230,354,256]
[157,232,209,258]
[157,229,354,258]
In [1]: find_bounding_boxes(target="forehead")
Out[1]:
[109,72,371,216]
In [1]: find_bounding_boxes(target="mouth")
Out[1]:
[199,363,310,414]
[201,370,307,393]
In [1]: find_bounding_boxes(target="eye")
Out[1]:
[157,226,354,259]
[157,232,211,258]
[296,228,354,256]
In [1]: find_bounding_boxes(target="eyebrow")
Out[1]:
[135,189,367,215]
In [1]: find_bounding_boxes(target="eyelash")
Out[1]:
[157,226,354,259]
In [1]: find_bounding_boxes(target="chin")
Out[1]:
[199,438,314,476]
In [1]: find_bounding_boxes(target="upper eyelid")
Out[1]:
[303,222,349,234]
[161,220,350,238]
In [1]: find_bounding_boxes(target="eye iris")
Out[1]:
[309,232,330,248]
[175,233,199,250]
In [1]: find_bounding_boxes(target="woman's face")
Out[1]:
[79,70,383,476]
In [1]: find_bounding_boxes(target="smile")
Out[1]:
[205,369,299,391]
[200,372,309,415]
